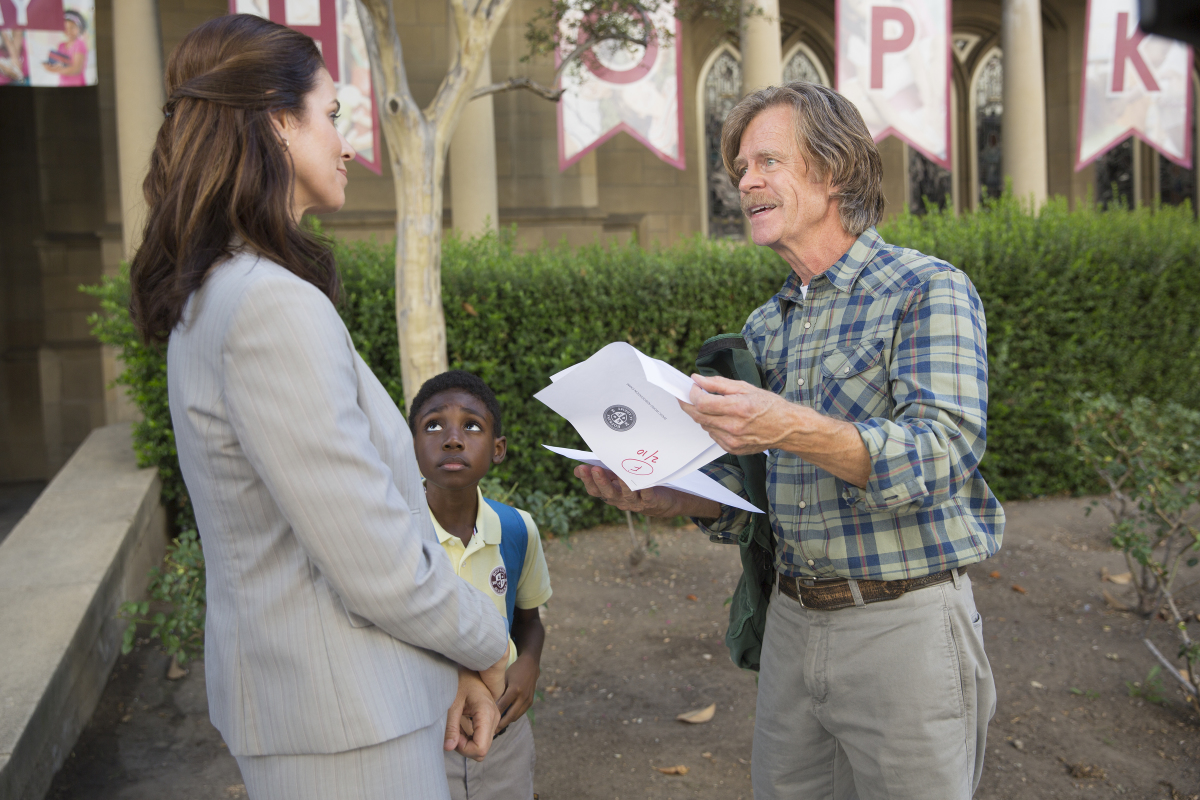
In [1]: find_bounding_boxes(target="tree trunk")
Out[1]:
[356,0,513,411]
[387,116,449,406]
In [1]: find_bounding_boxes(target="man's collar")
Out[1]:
[776,227,883,302]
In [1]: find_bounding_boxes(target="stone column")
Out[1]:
[740,0,782,95]
[112,0,165,259]
[449,53,500,236]
[1001,0,1048,206]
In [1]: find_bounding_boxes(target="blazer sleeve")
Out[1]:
[221,273,508,671]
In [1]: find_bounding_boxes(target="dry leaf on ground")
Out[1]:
[686,594,698,601]
[1060,758,1106,780]
[676,703,716,724]
[166,656,188,680]
[989,570,1001,579]
[1101,567,1132,585]
[1103,590,1130,611]
[1011,584,1027,595]
[656,765,689,775]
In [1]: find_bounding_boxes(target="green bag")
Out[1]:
[695,334,775,672]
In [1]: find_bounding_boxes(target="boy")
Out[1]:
[410,370,553,800]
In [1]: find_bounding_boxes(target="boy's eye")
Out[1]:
[424,422,443,432]
[464,421,483,432]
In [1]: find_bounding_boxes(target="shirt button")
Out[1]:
[807,559,815,567]
[797,378,804,386]
[804,322,811,329]
[843,367,850,374]
[798,501,806,509]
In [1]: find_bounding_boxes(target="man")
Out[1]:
[575,82,1003,799]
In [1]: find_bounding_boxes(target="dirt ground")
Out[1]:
[46,496,1200,799]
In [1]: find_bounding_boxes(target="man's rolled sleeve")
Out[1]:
[692,459,753,544]
[841,271,990,514]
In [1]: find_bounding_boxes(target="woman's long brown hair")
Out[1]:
[130,14,338,344]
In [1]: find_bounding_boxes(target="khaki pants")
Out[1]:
[445,714,536,800]
[752,572,995,800]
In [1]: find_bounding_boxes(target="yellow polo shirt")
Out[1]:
[432,487,553,666]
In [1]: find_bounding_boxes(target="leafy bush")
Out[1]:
[883,196,1200,498]
[1069,393,1199,713]
[82,271,205,664]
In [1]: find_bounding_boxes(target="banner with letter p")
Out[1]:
[836,0,951,169]
[1076,0,1192,170]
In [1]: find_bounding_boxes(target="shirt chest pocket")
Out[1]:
[816,338,891,421]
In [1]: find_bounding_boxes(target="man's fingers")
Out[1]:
[444,699,465,751]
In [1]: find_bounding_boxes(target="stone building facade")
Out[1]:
[0,0,1197,482]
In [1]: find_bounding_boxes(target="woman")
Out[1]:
[128,15,509,799]
[45,9,88,87]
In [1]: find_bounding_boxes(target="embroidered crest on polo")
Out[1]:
[602,405,637,432]
[489,565,508,595]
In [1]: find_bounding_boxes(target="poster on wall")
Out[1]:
[1076,0,1192,170]
[836,0,951,169]
[557,1,685,171]
[0,0,97,87]
[231,0,381,174]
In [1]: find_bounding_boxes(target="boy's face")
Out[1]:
[413,390,506,492]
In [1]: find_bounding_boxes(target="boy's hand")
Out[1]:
[445,667,501,761]
[496,653,540,730]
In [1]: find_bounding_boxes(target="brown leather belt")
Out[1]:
[778,568,965,611]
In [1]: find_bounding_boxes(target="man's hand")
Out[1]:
[683,373,872,488]
[573,464,722,519]
[496,653,539,730]
[445,667,501,761]
[682,373,797,454]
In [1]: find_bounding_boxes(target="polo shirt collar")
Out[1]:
[430,486,503,546]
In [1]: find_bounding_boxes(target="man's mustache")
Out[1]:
[741,194,778,216]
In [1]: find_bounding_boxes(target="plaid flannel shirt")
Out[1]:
[696,228,1005,580]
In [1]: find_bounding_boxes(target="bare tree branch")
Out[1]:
[1143,638,1198,696]
[356,0,420,123]
[472,76,564,101]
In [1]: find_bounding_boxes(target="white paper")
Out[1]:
[535,342,717,490]
[544,445,764,514]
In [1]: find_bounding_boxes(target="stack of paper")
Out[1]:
[534,342,763,514]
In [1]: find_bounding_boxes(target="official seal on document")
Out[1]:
[603,405,637,432]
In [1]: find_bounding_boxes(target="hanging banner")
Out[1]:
[0,0,97,87]
[1076,0,1192,170]
[232,0,381,174]
[557,2,685,171]
[836,0,951,169]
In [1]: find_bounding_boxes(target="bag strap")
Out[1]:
[484,497,528,635]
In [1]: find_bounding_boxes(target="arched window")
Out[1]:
[1096,138,1134,208]
[782,43,829,86]
[971,49,1003,205]
[700,46,744,239]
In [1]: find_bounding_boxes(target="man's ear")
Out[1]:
[492,435,507,464]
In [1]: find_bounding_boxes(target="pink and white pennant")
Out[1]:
[557,2,685,171]
[836,0,952,169]
[1076,0,1193,170]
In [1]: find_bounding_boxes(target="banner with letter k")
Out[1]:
[836,0,951,169]
[1077,0,1193,170]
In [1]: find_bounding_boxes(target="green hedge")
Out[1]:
[340,196,1200,516]
[91,193,1200,535]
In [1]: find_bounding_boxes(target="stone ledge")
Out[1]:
[0,424,167,800]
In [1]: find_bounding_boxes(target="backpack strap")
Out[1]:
[484,497,529,635]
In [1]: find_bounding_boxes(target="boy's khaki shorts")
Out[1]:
[445,713,535,800]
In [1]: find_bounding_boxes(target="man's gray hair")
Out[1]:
[720,82,885,237]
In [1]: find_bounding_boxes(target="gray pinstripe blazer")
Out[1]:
[168,252,508,757]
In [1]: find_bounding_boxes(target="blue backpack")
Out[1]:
[483,498,529,635]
